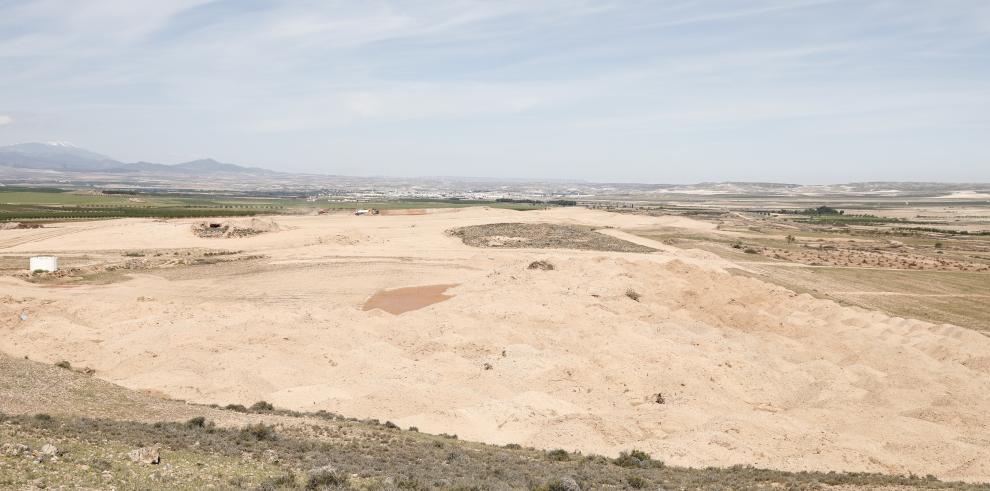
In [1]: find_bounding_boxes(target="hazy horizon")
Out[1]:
[1,1,988,183]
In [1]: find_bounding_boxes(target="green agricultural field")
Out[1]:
[0,188,540,222]
[320,199,542,211]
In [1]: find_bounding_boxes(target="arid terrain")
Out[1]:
[2,204,989,487]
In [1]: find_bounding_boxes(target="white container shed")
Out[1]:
[29,256,58,272]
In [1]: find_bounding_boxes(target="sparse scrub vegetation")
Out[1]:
[0,411,985,489]
[613,449,662,469]
[251,400,275,411]
[239,423,278,441]
[305,465,348,489]
[449,223,655,253]
[626,475,649,488]
[257,472,298,490]
[186,416,210,428]
[543,477,582,491]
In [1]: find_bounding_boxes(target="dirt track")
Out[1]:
[1,207,989,481]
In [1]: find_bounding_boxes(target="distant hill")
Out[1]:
[0,141,121,171]
[168,158,278,176]
[0,142,279,176]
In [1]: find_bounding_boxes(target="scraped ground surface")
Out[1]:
[1,207,989,481]
[363,284,458,314]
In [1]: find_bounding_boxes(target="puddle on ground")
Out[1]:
[362,284,458,314]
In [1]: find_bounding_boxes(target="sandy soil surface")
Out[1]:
[1,207,989,481]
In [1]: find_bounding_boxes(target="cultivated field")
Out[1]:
[1,205,989,486]
[0,187,540,222]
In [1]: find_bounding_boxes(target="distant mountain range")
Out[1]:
[0,142,279,176]
[1,142,986,196]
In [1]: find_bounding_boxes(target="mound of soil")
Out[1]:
[0,222,43,230]
[448,223,655,253]
[192,218,280,238]
[528,260,555,270]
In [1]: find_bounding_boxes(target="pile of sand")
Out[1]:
[0,222,42,230]
[192,218,281,238]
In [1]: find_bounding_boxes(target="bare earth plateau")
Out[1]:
[2,206,989,484]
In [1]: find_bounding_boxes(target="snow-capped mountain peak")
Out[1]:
[43,140,78,148]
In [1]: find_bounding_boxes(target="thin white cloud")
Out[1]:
[243,81,571,133]
[0,115,12,126]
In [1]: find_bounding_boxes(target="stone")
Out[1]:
[554,477,581,491]
[128,446,161,464]
[1,443,30,456]
[263,449,280,464]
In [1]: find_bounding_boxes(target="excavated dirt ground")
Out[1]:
[1,207,989,482]
[448,222,656,253]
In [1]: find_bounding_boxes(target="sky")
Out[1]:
[0,0,988,183]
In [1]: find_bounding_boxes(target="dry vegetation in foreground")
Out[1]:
[5,411,990,491]
[2,355,988,490]
[448,223,655,253]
